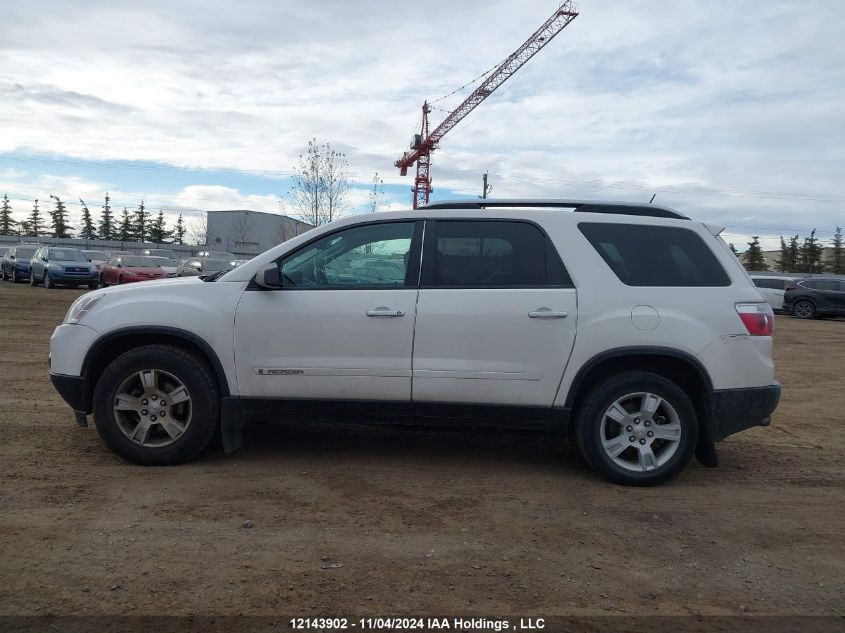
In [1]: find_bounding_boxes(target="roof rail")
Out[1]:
[419,199,690,220]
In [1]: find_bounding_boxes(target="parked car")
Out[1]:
[195,250,236,259]
[177,257,241,277]
[99,255,167,286]
[147,256,179,277]
[0,246,8,259]
[30,246,99,289]
[782,278,845,319]
[749,275,798,310]
[1,244,39,282]
[48,199,780,486]
[176,257,202,277]
[142,248,179,259]
[82,250,110,272]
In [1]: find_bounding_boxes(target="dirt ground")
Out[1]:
[0,281,843,619]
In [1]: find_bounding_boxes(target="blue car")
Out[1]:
[1,244,39,283]
[29,246,99,289]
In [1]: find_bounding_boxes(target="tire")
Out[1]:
[793,300,815,320]
[118,276,124,285]
[88,281,99,289]
[575,371,699,486]
[30,271,38,286]
[44,272,55,289]
[92,344,220,465]
[100,275,108,287]
[11,269,18,283]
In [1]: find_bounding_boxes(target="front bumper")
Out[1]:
[707,384,781,441]
[50,270,99,283]
[50,372,90,416]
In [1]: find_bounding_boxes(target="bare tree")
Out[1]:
[188,211,209,245]
[231,213,254,244]
[277,215,310,244]
[288,139,350,226]
[367,172,385,213]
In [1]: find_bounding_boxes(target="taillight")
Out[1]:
[785,284,797,291]
[736,303,774,336]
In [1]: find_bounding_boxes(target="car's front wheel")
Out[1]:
[44,272,55,289]
[793,300,815,319]
[30,272,38,286]
[92,345,220,465]
[576,371,698,486]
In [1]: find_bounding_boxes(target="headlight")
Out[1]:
[64,294,105,324]
[49,263,62,270]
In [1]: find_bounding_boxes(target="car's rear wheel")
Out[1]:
[93,345,220,465]
[793,300,815,319]
[576,371,698,486]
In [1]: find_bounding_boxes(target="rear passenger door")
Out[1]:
[411,220,577,422]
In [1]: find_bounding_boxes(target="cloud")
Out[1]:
[0,0,842,250]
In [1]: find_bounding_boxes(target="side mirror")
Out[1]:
[255,264,281,289]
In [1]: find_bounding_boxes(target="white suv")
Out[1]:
[49,200,780,485]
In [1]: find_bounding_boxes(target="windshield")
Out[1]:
[123,256,160,267]
[49,248,86,261]
[17,247,37,258]
[83,251,109,260]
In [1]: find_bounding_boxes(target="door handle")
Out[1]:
[366,307,405,318]
[528,308,568,319]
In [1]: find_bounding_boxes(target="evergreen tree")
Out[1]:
[785,235,800,272]
[133,201,150,242]
[173,213,186,245]
[99,192,115,240]
[778,236,789,272]
[27,199,43,237]
[118,208,134,241]
[743,236,768,271]
[18,219,31,236]
[78,199,97,240]
[832,226,844,275]
[148,210,171,244]
[799,229,824,274]
[48,195,73,238]
[0,194,13,235]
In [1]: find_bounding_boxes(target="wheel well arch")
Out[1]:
[564,348,712,434]
[81,327,231,411]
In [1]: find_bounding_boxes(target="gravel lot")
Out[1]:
[1,281,843,618]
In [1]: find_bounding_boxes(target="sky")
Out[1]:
[1,0,843,249]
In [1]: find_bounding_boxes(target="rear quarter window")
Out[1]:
[578,222,731,287]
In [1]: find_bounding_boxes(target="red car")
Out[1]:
[100,255,167,286]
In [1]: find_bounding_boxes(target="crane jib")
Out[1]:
[395,1,580,209]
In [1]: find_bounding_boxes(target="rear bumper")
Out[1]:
[707,384,781,441]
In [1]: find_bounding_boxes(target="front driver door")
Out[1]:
[234,220,423,404]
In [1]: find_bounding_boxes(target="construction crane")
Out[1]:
[395,1,579,209]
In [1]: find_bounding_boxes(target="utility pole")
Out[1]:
[481,172,490,199]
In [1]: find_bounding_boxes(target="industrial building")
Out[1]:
[206,210,314,258]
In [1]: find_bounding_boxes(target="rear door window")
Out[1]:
[578,223,730,287]
[422,220,570,288]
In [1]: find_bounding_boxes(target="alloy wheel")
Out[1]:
[600,392,682,472]
[112,369,193,447]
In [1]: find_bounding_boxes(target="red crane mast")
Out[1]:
[395,1,579,209]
